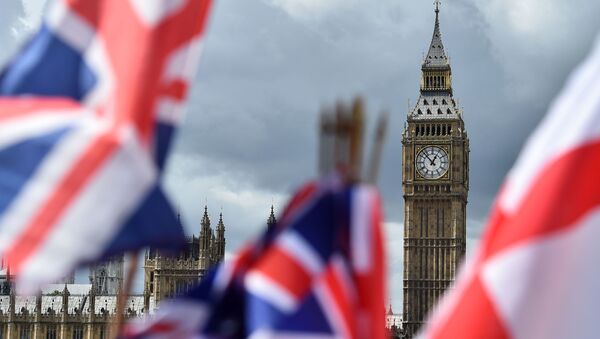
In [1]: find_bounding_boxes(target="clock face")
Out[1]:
[416,146,449,179]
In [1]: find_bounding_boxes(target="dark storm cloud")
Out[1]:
[3,0,600,309]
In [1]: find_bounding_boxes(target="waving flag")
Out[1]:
[123,175,387,339]
[420,35,600,338]
[0,0,213,291]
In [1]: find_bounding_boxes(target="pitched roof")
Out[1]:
[42,284,92,295]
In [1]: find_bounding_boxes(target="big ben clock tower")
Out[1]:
[402,1,469,337]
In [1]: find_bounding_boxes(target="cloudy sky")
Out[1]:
[2,0,600,310]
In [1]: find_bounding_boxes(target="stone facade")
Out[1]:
[89,257,124,296]
[0,206,229,338]
[401,2,469,337]
[0,284,150,339]
[386,304,403,334]
[143,207,226,305]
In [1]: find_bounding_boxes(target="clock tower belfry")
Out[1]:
[401,2,469,337]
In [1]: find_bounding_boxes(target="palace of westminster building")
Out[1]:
[0,207,277,339]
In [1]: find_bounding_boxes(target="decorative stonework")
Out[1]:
[401,3,469,337]
[0,205,235,338]
[143,206,226,305]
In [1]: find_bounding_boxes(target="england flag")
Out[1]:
[0,0,213,292]
[122,174,388,339]
[420,34,600,338]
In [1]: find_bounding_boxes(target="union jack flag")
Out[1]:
[420,35,600,338]
[123,175,387,338]
[0,0,213,292]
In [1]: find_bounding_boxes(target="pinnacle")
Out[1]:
[423,0,449,69]
[267,205,277,229]
[217,212,225,230]
[201,205,211,228]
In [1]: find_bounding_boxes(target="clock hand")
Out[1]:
[429,155,439,166]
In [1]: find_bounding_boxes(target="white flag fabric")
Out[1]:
[420,33,600,339]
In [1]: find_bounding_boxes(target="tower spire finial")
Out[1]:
[435,0,441,14]
[267,205,277,231]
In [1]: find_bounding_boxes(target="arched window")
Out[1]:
[433,99,438,105]
[427,109,432,115]
[437,109,443,115]
[417,109,423,115]
[442,99,447,105]
[447,109,452,114]
[423,99,429,106]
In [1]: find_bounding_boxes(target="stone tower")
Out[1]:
[199,206,214,275]
[214,213,226,261]
[89,255,124,295]
[144,208,227,305]
[401,1,469,336]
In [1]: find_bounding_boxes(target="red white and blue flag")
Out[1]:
[123,175,387,339]
[0,0,213,292]
[420,35,600,338]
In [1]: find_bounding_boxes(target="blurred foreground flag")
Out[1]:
[420,35,600,338]
[123,175,387,339]
[0,0,213,291]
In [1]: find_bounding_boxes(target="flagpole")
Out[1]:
[349,98,364,182]
[111,251,139,339]
[367,112,388,184]
[321,97,386,184]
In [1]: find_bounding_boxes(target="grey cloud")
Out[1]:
[167,0,600,309]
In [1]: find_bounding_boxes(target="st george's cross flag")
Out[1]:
[0,0,213,292]
[122,174,387,339]
[419,35,600,338]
